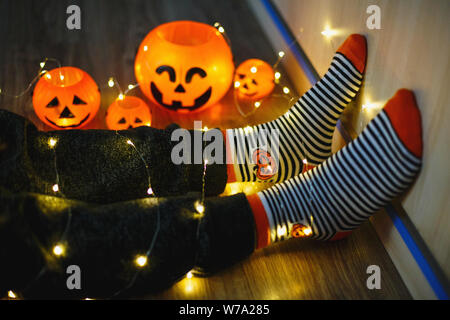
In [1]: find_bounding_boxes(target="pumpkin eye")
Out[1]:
[118,117,126,124]
[135,117,142,123]
[238,74,246,79]
[185,67,207,83]
[73,95,87,105]
[46,97,59,108]
[252,79,258,85]
[156,65,176,82]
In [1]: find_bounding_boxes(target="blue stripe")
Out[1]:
[260,0,319,85]
[385,204,449,300]
[261,0,448,300]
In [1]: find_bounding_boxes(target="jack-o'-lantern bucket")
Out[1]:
[135,21,234,113]
[32,67,101,130]
[105,96,151,130]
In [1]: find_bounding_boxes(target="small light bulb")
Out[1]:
[40,61,45,68]
[135,255,148,267]
[303,227,312,236]
[60,75,64,81]
[53,244,64,256]
[278,51,285,58]
[274,72,281,80]
[277,226,287,237]
[46,73,52,80]
[250,66,257,73]
[48,138,57,148]
[118,93,124,100]
[108,78,115,87]
[283,87,290,94]
[186,271,193,279]
[302,158,308,165]
[126,139,134,146]
[218,26,225,33]
[195,202,205,214]
[254,101,261,108]
[214,22,220,27]
[204,159,208,165]
[147,187,153,195]
[203,126,208,132]
[143,45,148,52]
[128,84,134,90]
[52,184,59,192]
[8,290,17,299]
[234,81,241,88]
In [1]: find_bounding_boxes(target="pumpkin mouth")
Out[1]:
[150,82,212,111]
[45,113,91,129]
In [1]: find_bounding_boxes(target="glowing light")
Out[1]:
[250,66,257,73]
[108,78,115,87]
[195,202,205,214]
[278,51,285,58]
[277,226,287,237]
[48,138,58,148]
[118,93,124,100]
[186,271,193,279]
[283,87,290,94]
[321,26,338,38]
[40,61,45,68]
[214,22,220,27]
[8,290,17,299]
[84,298,94,300]
[128,84,134,90]
[53,244,65,256]
[218,26,225,33]
[46,73,52,80]
[274,72,281,80]
[52,184,59,192]
[303,227,312,236]
[303,158,308,165]
[234,81,241,88]
[204,159,208,165]
[147,187,153,195]
[60,75,65,81]
[126,139,134,146]
[244,126,253,134]
[135,255,148,267]
[254,101,261,108]
[203,126,208,132]
[143,45,148,52]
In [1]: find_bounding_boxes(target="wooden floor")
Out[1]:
[0,0,410,299]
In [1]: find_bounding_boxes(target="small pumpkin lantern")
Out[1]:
[234,59,275,101]
[32,67,100,129]
[135,21,234,113]
[105,96,151,130]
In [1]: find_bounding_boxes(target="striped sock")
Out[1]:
[247,89,423,248]
[226,34,367,183]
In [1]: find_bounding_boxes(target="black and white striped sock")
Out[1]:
[247,89,423,247]
[226,34,367,183]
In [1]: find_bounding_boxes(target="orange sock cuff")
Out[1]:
[247,194,270,249]
[337,34,367,74]
[383,89,423,158]
[223,130,237,183]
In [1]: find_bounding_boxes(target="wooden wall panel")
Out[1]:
[271,0,450,281]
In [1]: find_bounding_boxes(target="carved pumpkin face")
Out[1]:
[33,67,100,130]
[135,21,234,113]
[235,59,275,100]
[105,96,151,130]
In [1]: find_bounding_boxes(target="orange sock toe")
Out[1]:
[383,89,423,158]
[337,34,367,74]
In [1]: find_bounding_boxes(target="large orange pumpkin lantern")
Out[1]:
[105,96,151,130]
[135,21,234,113]
[234,59,275,101]
[33,67,100,130]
